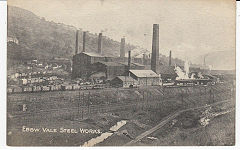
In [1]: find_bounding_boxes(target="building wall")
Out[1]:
[105,57,128,63]
[161,74,177,82]
[110,78,123,87]
[106,65,126,79]
[137,77,160,86]
[91,56,105,64]
[110,77,137,88]
[82,61,127,80]
[72,52,146,79]
[130,64,145,70]
[72,53,91,78]
[129,72,160,86]
[133,58,143,64]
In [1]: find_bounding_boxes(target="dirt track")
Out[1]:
[125,99,232,146]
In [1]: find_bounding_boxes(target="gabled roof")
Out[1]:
[79,52,121,58]
[119,62,145,67]
[82,52,103,57]
[95,61,125,67]
[129,70,159,78]
[133,62,145,67]
[115,76,137,82]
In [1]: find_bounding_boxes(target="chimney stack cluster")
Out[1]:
[76,24,161,74]
[151,24,159,73]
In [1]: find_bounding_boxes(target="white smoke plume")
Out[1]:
[174,65,189,80]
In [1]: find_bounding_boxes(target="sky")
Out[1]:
[8,0,236,69]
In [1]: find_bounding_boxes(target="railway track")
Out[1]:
[124,99,233,146]
[9,87,232,119]
[9,99,180,118]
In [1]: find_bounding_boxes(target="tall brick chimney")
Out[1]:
[128,50,131,70]
[120,38,125,58]
[169,50,172,66]
[98,33,102,54]
[142,53,146,65]
[75,30,79,55]
[151,24,159,73]
[82,31,86,52]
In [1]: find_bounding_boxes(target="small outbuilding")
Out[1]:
[129,70,161,86]
[110,76,138,88]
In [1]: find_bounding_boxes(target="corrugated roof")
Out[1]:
[119,62,145,67]
[82,52,103,57]
[129,70,159,78]
[133,62,145,67]
[95,61,124,67]
[116,76,137,82]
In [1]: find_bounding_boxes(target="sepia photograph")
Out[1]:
[6,0,236,146]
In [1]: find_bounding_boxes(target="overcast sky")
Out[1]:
[8,0,235,68]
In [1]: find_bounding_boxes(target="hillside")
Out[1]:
[7,6,135,59]
[7,6,184,66]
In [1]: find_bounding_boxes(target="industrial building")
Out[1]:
[72,24,167,85]
[72,24,211,87]
[90,61,126,80]
[158,65,177,82]
[110,70,160,87]
[129,70,160,86]
[110,76,137,88]
[72,30,148,80]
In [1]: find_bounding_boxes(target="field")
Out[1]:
[7,82,235,146]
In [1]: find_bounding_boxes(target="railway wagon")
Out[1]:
[93,84,104,89]
[13,86,23,93]
[61,85,73,91]
[41,86,50,91]
[7,88,13,93]
[80,85,94,90]
[174,79,213,86]
[56,84,62,90]
[49,85,59,91]
[72,84,80,90]
[23,86,33,92]
[33,86,41,92]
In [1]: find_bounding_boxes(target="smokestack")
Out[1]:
[143,53,146,65]
[128,51,131,70]
[98,33,102,54]
[151,24,159,73]
[120,38,125,58]
[75,30,79,55]
[82,31,86,52]
[169,50,172,66]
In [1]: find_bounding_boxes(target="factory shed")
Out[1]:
[110,76,137,88]
[129,70,160,86]
[74,52,105,64]
[90,61,126,80]
[158,65,177,82]
[95,61,124,67]
[119,62,145,70]
[72,52,106,78]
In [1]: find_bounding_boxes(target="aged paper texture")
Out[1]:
[7,0,236,146]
